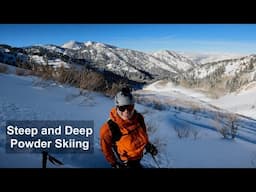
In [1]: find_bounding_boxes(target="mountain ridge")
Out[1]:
[1,41,255,97]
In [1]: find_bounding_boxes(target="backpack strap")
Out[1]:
[107,111,145,143]
[136,112,145,130]
[107,119,122,143]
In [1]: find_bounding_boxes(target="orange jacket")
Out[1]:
[100,107,149,165]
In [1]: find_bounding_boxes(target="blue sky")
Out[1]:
[1,24,256,54]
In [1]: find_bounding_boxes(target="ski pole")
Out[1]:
[42,151,48,169]
[151,154,160,168]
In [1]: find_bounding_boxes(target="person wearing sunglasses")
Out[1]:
[100,87,158,168]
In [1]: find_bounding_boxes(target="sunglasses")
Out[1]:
[117,104,134,112]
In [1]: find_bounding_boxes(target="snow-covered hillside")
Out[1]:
[211,81,256,118]
[61,40,195,79]
[140,79,256,119]
[178,51,245,65]
[1,42,255,88]
[1,64,256,168]
[151,50,195,71]
[62,40,86,50]
[0,41,197,83]
[188,54,256,79]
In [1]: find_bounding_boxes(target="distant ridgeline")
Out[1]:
[1,42,256,98]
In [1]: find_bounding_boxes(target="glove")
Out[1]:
[145,143,158,156]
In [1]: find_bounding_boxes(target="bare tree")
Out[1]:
[174,125,190,138]
[228,114,238,139]
[214,111,238,139]
[214,112,229,139]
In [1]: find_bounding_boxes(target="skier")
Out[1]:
[100,87,158,168]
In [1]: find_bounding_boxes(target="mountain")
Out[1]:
[178,51,245,65]
[1,41,256,97]
[151,50,195,72]
[0,41,198,83]
[62,40,86,50]
[178,54,256,97]
[60,41,196,82]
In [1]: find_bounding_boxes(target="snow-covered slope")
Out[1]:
[63,41,180,77]
[152,50,195,71]
[61,40,86,50]
[141,79,256,119]
[60,41,199,81]
[211,81,256,118]
[178,51,245,65]
[1,64,256,168]
[188,54,256,79]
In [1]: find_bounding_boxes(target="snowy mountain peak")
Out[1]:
[84,41,117,49]
[61,40,85,50]
[84,41,95,46]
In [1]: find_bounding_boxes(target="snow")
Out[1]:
[0,69,111,168]
[190,54,256,80]
[41,45,65,54]
[143,80,212,103]
[62,40,84,50]
[1,65,256,168]
[30,55,69,68]
[84,41,93,46]
[60,40,195,76]
[48,59,69,68]
[178,51,245,65]
[211,82,256,119]
[152,50,194,71]
[31,55,45,65]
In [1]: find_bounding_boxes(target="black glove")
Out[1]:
[145,143,158,156]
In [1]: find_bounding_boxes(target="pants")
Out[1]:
[123,159,143,168]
